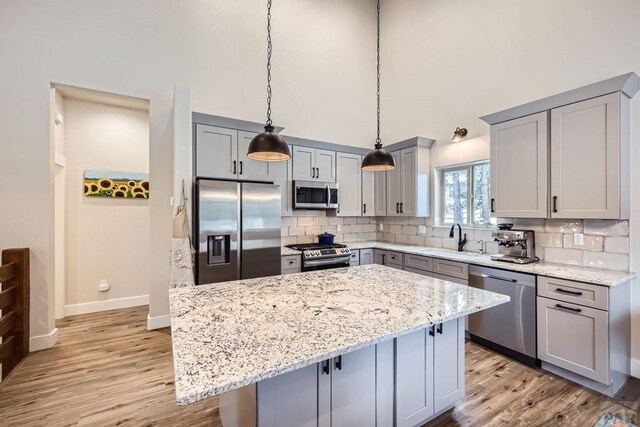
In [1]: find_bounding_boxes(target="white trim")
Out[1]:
[54,151,66,167]
[147,313,171,330]
[30,328,59,352]
[632,358,640,378]
[64,295,149,317]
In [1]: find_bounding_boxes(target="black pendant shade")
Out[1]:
[362,142,395,171]
[247,125,291,161]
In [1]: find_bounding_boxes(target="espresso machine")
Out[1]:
[491,229,537,264]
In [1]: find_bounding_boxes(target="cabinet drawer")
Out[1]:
[433,273,468,286]
[404,254,433,273]
[537,296,609,384]
[537,276,608,311]
[281,255,301,271]
[433,259,468,281]
[386,251,403,266]
[349,250,360,264]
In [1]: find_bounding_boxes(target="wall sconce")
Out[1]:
[451,127,468,143]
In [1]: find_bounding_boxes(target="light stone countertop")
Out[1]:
[169,264,509,405]
[281,241,636,287]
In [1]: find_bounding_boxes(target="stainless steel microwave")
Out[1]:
[293,181,339,210]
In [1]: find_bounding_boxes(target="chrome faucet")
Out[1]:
[449,223,467,252]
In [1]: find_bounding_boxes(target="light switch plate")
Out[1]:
[418,225,427,234]
[336,224,342,232]
[574,233,584,246]
[379,224,384,231]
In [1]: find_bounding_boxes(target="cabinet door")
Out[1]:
[257,363,319,427]
[195,124,238,179]
[551,93,621,219]
[490,112,548,218]
[373,249,386,265]
[360,249,374,265]
[386,151,402,216]
[315,149,337,183]
[537,296,609,384]
[374,171,387,216]
[396,327,434,427]
[237,131,271,181]
[362,169,375,217]
[400,147,417,216]
[270,159,291,214]
[292,146,315,181]
[331,347,377,427]
[336,153,362,216]
[434,318,465,414]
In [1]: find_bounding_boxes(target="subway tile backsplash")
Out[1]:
[281,212,630,271]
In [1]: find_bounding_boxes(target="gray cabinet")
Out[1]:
[374,171,387,216]
[292,146,336,183]
[281,255,301,275]
[362,169,375,217]
[270,157,292,214]
[359,249,374,266]
[386,147,430,217]
[374,250,403,269]
[196,125,288,184]
[336,152,362,217]
[348,249,360,266]
[396,318,464,427]
[329,347,377,427]
[490,112,548,218]
[550,93,628,219]
[257,364,319,427]
[195,124,238,180]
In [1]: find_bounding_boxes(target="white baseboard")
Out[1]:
[30,328,59,352]
[147,313,171,330]
[631,358,640,378]
[64,295,149,317]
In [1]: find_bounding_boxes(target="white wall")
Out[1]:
[63,98,150,313]
[381,0,640,372]
[53,90,66,319]
[0,0,377,342]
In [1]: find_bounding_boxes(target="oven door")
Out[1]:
[293,181,339,209]
[302,256,351,272]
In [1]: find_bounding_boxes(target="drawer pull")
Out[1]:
[555,304,582,313]
[555,287,583,296]
[322,359,330,375]
[436,323,443,334]
[288,260,295,264]
[428,325,435,336]
[335,355,342,371]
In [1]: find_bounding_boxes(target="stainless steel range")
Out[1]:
[285,243,351,271]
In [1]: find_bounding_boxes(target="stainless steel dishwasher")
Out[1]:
[468,265,537,366]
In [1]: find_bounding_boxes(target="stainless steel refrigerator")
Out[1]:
[195,179,282,285]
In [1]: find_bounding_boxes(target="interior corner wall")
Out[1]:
[53,89,66,319]
[63,98,150,312]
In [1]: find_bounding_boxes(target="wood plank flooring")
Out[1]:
[0,306,637,426]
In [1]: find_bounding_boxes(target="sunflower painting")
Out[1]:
[84,170,149,199]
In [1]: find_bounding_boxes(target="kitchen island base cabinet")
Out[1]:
[218,319,465,427]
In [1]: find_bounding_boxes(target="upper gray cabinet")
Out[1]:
[490,112,548,218]
[550,93,628,219]
[483,73,639,220]
[196,125,286,183]
[336,152,362,217]
[362,168,375,217]
[374,171,387,216]
[292,146,336,183]
[386,146,430,217]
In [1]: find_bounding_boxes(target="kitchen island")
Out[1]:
[169,264,509,426]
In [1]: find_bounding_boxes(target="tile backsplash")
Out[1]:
[281,212,630,271]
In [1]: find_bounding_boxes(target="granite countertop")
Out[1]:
[169,265,509,405]
[281,241,636,287]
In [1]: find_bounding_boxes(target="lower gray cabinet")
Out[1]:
[257,364,319,427]
[373,250,403,269]
[349,249,360,266]
[396,318,465,427]
[360,249,374,265]
[322,346,377,427]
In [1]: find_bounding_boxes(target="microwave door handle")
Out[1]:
[326,185,330,206]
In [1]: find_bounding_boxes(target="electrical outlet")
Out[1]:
[574,233,584,246]
[336,224,342,232]
[418,225,427,234]
[379,224,384,231]
[98,279,110,292]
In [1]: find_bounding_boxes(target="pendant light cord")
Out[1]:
[266,0,273,127]
[376,0,381,145]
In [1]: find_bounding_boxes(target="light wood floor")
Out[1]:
[0,306,637,426]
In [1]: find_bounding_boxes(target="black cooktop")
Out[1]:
[285,243,347,251]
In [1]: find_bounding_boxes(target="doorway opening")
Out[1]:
[51,84,151,319]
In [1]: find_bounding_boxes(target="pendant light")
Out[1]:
[362,0,395,172]
[247,0,291,161]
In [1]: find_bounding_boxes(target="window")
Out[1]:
[440,161,494,226]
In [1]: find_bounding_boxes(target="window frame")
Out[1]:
[438,160,492,227]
